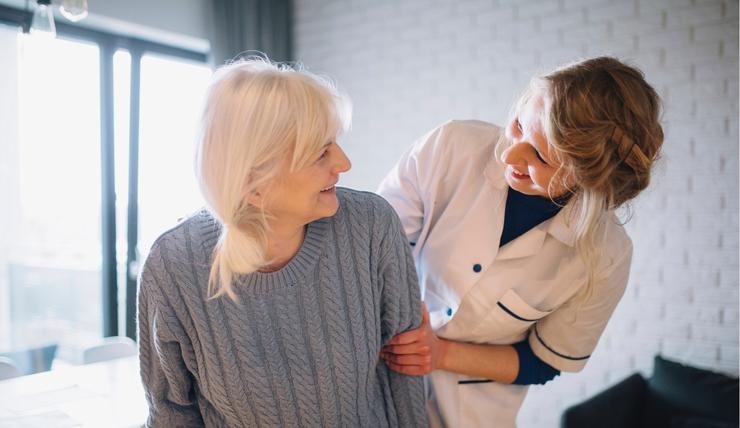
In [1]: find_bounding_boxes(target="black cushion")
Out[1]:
[671,416,738,428]
[642,355,739,428]
[560,373,647,428]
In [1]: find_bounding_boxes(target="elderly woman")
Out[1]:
[137,58,427,427]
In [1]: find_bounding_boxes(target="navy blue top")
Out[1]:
[500,187,564,248]
[500,187,565,385]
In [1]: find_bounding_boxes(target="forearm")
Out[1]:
[437,338,519,383]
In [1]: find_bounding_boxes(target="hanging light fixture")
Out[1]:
[60,0,88,22]
[30,0,56,38]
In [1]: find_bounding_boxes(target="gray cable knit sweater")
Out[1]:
[137,188,428,427]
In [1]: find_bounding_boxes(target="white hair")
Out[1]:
[195,57,352,300]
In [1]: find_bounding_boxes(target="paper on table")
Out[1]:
[0,409,80,428]
[3,384,99,414]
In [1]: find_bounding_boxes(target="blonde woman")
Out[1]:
[137,58,427,427]
[377,56,664,427]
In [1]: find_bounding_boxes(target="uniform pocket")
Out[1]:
[468,288,552,344]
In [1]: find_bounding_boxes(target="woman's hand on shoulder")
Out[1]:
[381,303,447,376]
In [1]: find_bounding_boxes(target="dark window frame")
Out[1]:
[0,4,208,341]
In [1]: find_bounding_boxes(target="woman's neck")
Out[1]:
[259,222,306,272]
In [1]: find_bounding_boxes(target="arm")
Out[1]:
[138,245,204,427]
[382,247,633,380]
[381,315,560,384]
[529,247,632,372]
[511,340,560,385]
[375,201,428,427]
[381,304,520,383]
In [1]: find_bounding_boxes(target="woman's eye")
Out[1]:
[516,119,523,132]
[534,149,548,165]
[316,147,330,162]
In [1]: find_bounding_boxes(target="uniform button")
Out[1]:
[446,308,453,316]
[473,264,482,273]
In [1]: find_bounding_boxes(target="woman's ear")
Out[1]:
[246,190,263,208]
[244,172,265,208]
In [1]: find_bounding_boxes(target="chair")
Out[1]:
[82,336,137,364]
[0,343,58,376]
[561,355,739,428]
[0,356,21,381]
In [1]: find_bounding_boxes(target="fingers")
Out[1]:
[421,302,429,324]
[387,302,433,346]
[384,360,427,376]
[382,352,432,366]
[386,327,424,345]
[382,342,430,356]
[382,356,432,376]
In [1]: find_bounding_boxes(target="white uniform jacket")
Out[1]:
[377,120,633,427]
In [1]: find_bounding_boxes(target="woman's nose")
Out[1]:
[500,142,527,167]
[333,145,352,174]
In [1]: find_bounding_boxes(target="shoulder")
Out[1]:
[589,214,634,285]
[418,119,501,149]
[148,209,218,253]
[441,119,502,138]
[410,120,503,171]
[335,188,404,243]
[140,209,218,282]
[337,187,397,223]
[602,215,633,261]
[335,188,411,267]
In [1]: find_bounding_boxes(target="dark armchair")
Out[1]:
[561,355,739,428]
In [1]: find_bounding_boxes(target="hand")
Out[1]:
[381,303,445,376]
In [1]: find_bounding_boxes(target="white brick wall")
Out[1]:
[294,0,739,426]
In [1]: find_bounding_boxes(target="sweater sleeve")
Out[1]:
[375,199,428,427]
[137,243,205,428]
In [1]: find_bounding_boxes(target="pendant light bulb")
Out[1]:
[30,0,56,38]
[60,0,88,22]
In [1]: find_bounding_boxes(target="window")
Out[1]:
[137,54,210,256]
[113,51,210,338]
[0,11,209,364]
[0,26,103,362]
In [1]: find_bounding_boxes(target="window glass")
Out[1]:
[1,29,102,363]
[0,26,210,367]
[137,55,211,257]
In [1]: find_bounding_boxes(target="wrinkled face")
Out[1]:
[261,140,352,227]
[501,92,573,199]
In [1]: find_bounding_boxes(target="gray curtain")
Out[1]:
[210,0,292,66]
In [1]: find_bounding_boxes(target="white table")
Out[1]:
[0,356,148,427]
